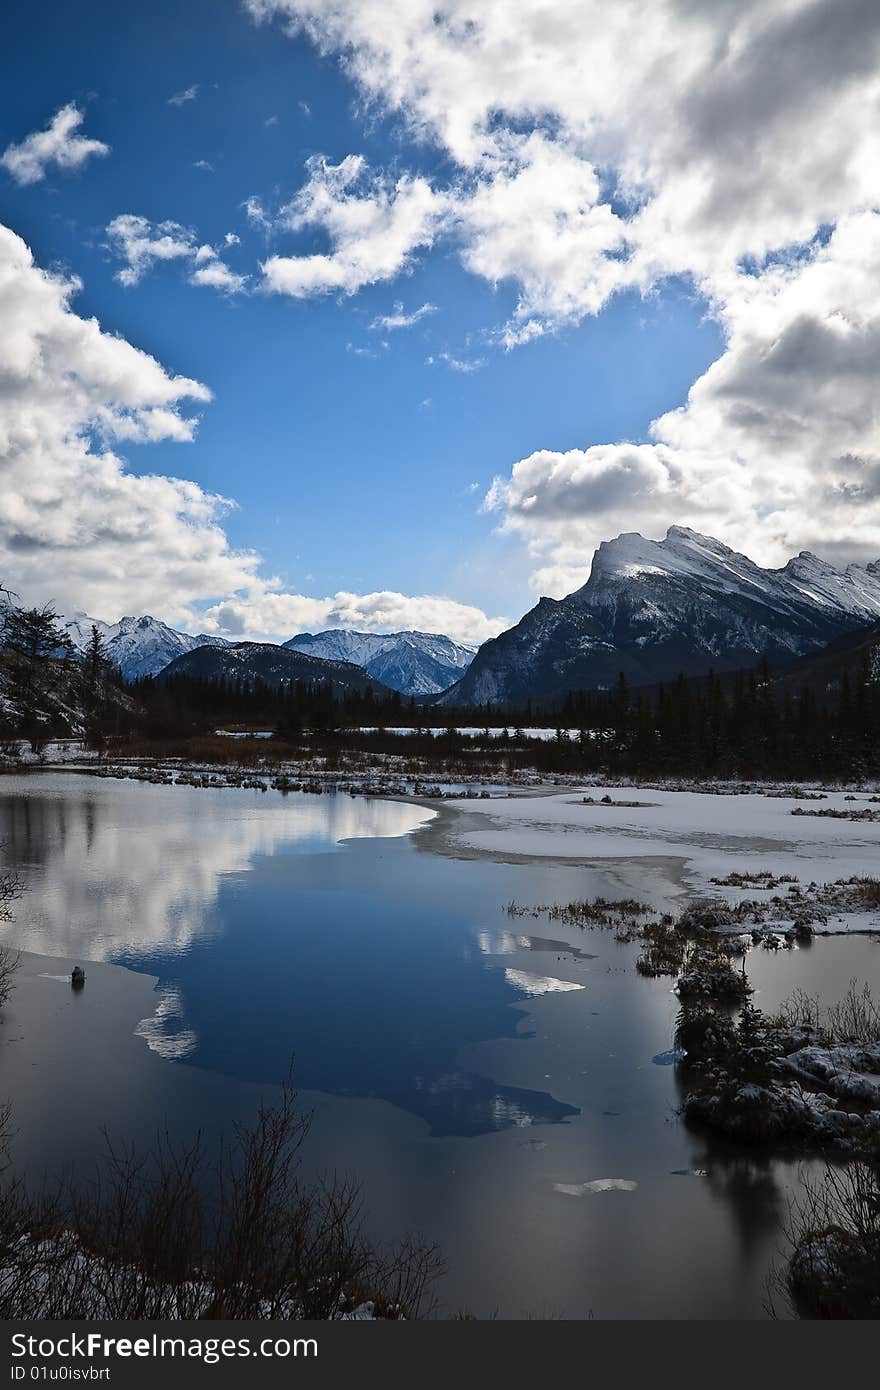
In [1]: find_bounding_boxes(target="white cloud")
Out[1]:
[426,351,484,374]
[1,103,109,186]
[107,215,247,294]
[193,159,215,173]
[258,154,447,298]
[200,588,507,646]
[487,214,880,585]
[189,258,249,294]
[0,222,249,625]
[106,214,196,286]
[246,0,880,569]
[369,300,436,331]
[246,2,880,297]
[244,195,271,229]
[168,84,199,107]
[0,222,501,644]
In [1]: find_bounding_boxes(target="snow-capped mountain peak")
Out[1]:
[443,526,880,705]
[63,613,230,680]
[283,628,476,695]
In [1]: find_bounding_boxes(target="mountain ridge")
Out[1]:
[63,613,231,681]
[441,526,880,705]
[284,628,475,695]
[159,641,395,698]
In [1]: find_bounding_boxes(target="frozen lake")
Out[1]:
[1,772,878,1318]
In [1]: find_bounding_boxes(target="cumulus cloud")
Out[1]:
[246,1,880,291]
[487,214,880,588]
[199,588,506,646]
[0,222,249,624]
[106,215,196,286]
[258,154,447,298]
[189,244,249,294]
[247,0,880,569]
[1,102,109,186]
[106,215,247,294]
[0,222,501,643]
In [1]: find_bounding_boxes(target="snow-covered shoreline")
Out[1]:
[432,784,880,934]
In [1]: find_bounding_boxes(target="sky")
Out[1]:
[1,0,878,644]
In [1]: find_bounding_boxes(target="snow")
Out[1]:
[583,526,880,620]
[553,1179,638,1196]
[64,612,230,680]
[777,1044,880,1105]
[284,628,476,695]
[345,726,568,740]
[443,784,880,929]
[454,525,880,707]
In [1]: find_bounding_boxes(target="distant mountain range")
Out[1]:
[62,614,474,695]
[439,527,880,705]
[63,614,231,682]
[284,629,475,696]
[159,641,393,698]
[59,527,880,707]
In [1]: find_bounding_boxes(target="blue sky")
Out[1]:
[1,2,875,641]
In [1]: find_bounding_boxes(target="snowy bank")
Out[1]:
[442,785,880,931]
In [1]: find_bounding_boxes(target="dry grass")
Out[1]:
[635,920,688,978]
[506,897,654,929]
[709,871,799,889]
[849,877,880,908]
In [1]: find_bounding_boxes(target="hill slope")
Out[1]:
[160,642,394,698]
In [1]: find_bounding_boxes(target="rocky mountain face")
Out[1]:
[441,527,880,705]
[159,642,393,698]
[64,614,230,681]
[284,629,475,696]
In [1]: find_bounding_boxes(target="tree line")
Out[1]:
[2,591,878,778]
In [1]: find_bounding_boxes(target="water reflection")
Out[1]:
[3,774,880,1315]
[0,776,430,961]
[0,774,583,1136]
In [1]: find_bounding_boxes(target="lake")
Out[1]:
[1,771,879,1318]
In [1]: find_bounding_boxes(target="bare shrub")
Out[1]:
[0,1084,443,1320]
[772,987,822,1034]
[774,1162,880,1319]
[826,982,880,1045]
[0,869,22,1010]
[773,981,880,1045]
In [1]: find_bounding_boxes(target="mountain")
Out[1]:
[441,526,880,705]
[63,614,231,681]
[160,641,393,697]
[773,622,880,701]
[283,629,476,696]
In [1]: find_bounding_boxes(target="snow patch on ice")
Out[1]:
[553,1178,638,1196]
